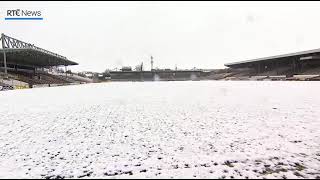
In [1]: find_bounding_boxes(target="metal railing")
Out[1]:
[1,33,67,60]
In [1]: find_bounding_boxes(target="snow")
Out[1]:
[0,81,319,179]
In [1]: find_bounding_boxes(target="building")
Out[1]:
[0,33,87,89]
[224,48,320,77]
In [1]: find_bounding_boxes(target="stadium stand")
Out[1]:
[0,33,84,89]
[222,48,320,80]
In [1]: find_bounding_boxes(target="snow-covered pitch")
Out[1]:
[0,81,319,179]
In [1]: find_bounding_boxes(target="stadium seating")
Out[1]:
[6,69,84,87]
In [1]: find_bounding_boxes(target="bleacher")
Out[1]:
[38,72,73,84]
[56,75,84,83]
[9,70,48,86]
[6,69,84,87]
[257,67,292,76]
[300,66,320,75]
[0,34,80,90]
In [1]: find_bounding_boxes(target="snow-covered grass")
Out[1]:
[0,81,319,179]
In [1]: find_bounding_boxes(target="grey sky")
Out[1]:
[1,1,320,72]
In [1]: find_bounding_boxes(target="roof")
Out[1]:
[225,48,320,67]
[0,48,78,67]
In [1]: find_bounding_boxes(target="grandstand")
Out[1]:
[224,48,320,80]
[0,33,89,90]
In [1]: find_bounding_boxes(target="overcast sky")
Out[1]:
[1,1,320,72]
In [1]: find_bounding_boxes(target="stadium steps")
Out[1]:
[57,75,82,83]
[61,74,92,83]
[10,73,48,85]
[39,73,71,84]
[8,70,74,85]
